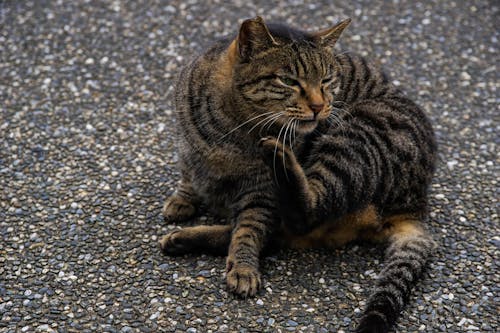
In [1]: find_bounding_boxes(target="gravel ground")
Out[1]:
[1,0,498,332]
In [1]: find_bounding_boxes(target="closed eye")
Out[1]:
[322,76,334,85]
[277,76,300,87]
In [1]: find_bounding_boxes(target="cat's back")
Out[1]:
[175,37,233,106]
[316,52,437,215]
[333,52,397,103]
[174,37,237,151]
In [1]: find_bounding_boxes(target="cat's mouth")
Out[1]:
[299,118,317,126]
[279,109,330,134]
[301,118,317,123]
[295,118,319,132]
[295,112,330,131]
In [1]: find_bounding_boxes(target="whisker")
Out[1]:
[340,108,353,120]
[217,111,276,143]
[332,106,353,131]
[273,122,287,187]
[331,100,352,112]
[334,50,353,57]
[248,112,283,134]
[260,113,283,136]
[288,118,295,154]
[282,119,293,182]
[292,119,298,151]
[328,112,347,136]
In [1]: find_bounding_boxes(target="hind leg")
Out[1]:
[356,214,436,333]
[160,224,232,256]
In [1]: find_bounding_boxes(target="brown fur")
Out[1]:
[159,17,437,332]
[286,205,380,249]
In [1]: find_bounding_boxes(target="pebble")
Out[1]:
[460,72,471,80]
[158,263,170,270]
[446,160,458,170]
[197,270,211,277]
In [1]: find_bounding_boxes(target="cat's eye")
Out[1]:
[279,77,300,87]
[322,76,334,85]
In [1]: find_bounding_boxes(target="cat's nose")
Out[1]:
[309,103,325,114]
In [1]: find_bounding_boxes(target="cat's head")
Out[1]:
[230,16,350,134]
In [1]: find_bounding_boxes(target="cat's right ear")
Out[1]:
[236,16,278,61]
[312,18,351,48]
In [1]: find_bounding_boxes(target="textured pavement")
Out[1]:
[0,0,498,332]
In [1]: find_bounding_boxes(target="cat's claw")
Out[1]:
[226,260,262,298]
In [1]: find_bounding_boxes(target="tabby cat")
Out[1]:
[159,16,437,333]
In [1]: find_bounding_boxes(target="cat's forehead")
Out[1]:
[276,43,334,77]
[286,42,332,59]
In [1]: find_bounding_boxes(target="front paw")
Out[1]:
[225,259,262,298]
[159,229,192,256]
[162,194,196,223]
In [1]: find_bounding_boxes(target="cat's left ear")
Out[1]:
[236,16,279,61]
[312,18,351,48]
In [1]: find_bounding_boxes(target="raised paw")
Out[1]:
[162,194,196,223]
[225,260,262,298]
[159,229,193,256]
[258,136,298,173]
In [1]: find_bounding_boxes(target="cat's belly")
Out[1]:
[284,205,382,249]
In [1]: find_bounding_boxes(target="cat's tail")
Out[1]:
[356,216,436,333]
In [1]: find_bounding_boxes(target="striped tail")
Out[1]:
[356,231,436,333]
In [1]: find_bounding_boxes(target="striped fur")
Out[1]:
[159,17,437,332]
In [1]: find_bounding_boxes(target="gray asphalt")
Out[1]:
[0,0,498,332]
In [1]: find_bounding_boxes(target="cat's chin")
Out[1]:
[296,119,319,133]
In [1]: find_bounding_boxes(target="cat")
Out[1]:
[159,16,437,333]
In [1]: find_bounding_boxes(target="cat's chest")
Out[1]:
[293,131,325,164]
[190,146,269,204]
